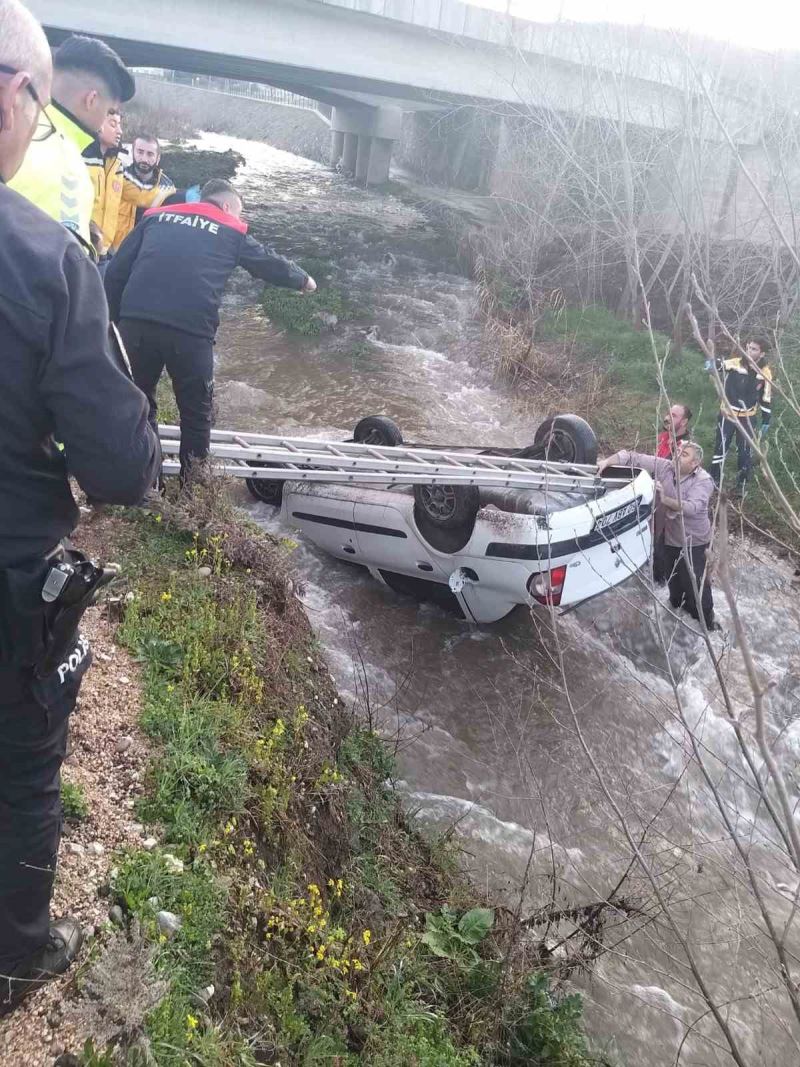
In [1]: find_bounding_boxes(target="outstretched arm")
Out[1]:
[598,450,667,478]
[238,234,314,291]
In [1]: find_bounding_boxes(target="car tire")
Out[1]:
[413,483,480,529]
[245,463,284,506]
[520,414,598,465]
[353,415,404,446]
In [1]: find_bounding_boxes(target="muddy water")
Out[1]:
[198,133,800,1064]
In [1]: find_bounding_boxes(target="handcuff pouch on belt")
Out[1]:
[0,546,117,678]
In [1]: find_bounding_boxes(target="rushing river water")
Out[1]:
[196,133,800,1065]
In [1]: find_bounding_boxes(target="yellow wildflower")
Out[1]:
[362,930,371,946]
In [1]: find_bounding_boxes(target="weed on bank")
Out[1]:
[536,306,800,545]
[80,491,612,1065]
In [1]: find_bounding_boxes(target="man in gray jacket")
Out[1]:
[598,442,716,630]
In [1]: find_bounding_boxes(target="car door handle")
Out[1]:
[342,545,356,555]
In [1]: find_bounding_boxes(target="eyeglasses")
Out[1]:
[0,63,57,142]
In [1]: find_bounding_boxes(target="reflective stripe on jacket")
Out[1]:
[112,167,176,250]
[8,102,95,247]
[83,145,124,254]
[104,201,308,340]
[718,357,773,422]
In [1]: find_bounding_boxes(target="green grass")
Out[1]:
[155,375,179,426]
[261,284,356,335]
[78,503,611,1066]
[537,305,800,545]
[61,779,90,822]
[298,255,337,282]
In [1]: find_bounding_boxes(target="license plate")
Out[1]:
[595,500,639,531]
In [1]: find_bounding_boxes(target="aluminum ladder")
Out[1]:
[158,425,627,493]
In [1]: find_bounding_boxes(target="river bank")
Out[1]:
[0,492,611,1065]
[151,134,800,1064]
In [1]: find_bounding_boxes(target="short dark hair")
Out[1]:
[680,403,692,422]
[54,35,135,103]
[201,179,240,204]
[746,335,770,355]
[133,133,160,151]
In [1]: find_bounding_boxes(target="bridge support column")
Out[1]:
[331,106,402,186]
[341,132,358,175]
[366,136,393,186]
[355,135,372,184]
[330,129,345,168]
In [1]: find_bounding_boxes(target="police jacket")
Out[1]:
[8,102,95,248]
[717,356,773,429]
[83,142,124,254]
[104,201,309,340]
[112,164,176,250]
[0,182,160,568]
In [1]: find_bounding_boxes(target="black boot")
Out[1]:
[0,916,83,1016]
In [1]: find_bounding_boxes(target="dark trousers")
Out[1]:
[711,414,754,489]
[0,667,80,975]
[119,319,214,479]
[663,543,715,628]
[652,531,668,585]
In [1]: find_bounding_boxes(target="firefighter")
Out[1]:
[105,179,315,479]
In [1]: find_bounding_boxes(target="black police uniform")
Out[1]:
[104,201,308,477]
[0,181,159,991]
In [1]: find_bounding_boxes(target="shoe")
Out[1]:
[0,916,83,1016]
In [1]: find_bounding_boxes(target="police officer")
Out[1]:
[105,179,317,480]
[0,0,160,1014]
[9,33,135,250]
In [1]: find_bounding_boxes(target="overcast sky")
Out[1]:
[465,0,799,54]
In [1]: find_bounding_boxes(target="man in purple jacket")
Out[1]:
[598,441,717,630]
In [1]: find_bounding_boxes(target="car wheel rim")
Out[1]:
[421,485,457,521]
[252,481,281,504]
[544,429,576,463]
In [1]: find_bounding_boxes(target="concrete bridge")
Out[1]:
[27,0,761,186]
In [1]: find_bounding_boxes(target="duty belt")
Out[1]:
[0,544,117,676]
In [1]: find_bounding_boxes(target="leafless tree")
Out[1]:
[458,22,800,1065]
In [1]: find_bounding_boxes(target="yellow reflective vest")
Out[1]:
[9,102,95,249]
[84,145,124,255]
[112,166,176,250]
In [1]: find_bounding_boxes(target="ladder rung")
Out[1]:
[158,426,631,491]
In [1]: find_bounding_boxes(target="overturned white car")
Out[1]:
[242,414,655,624]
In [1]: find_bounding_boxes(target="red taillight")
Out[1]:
[528,565,568,606]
